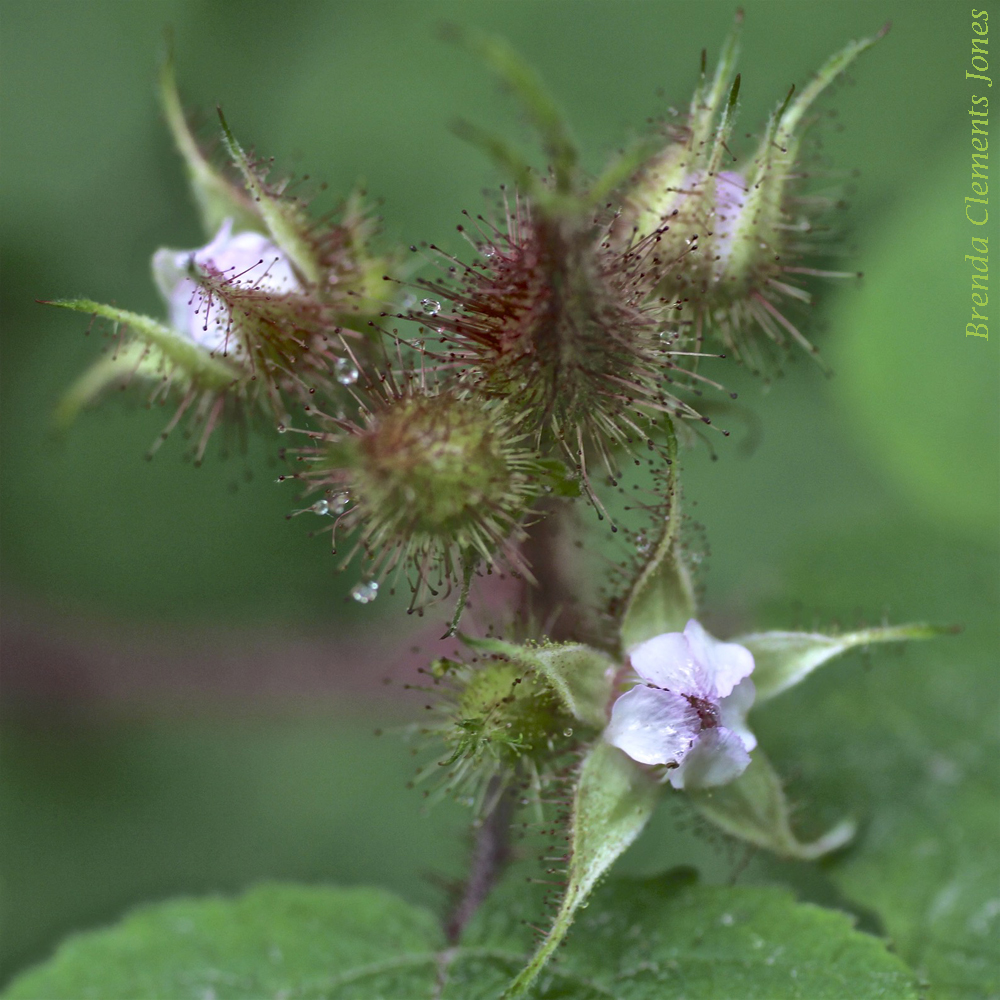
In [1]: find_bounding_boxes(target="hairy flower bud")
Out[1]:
[618,16,887,372]
[51,57,393,459]
[153,220,303,355]
[405,195,709,507]
[417,645,590,813]
[290,385,546,618]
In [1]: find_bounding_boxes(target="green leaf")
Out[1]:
[216,111,322,287]
[741,623,952,704]
[502,741,659,998]
[462,637,615,730]
[565,873,920,999]
[158,44,261,238]
[2,884,445,1000]
[686,751,856,861]
[619,425,696,652]
[768,524,1000,999]
[3,875,920,1000]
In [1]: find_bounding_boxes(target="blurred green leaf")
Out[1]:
[831,148,1000,538]
[751,521,1000,1000]
[4,875,921,1000]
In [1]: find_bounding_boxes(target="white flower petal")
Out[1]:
[151,220,301,354]
[668,726,751,790]
[719,678,757,752]
[630,630,712,697]
[683,619,754,699]
[604,685,700,766]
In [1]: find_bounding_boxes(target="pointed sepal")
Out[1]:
[501,741,659,998]
[738,623,951,704]
[53,340,166,430]
[444,25,579,202]
[216,110,323,287]
[462,636,615,730]
[619,425,695,652]
[159,44,261,237]
[46,299,236,393]
[686,750,855,861]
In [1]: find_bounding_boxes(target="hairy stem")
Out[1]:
[519,499,593,643]
[445,777,516,943]
[446,501,584,942]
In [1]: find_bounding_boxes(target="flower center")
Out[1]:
[685,694,720,729]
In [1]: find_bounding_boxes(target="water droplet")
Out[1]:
[635,531,651,555]
[351,580,379,604]
[420,298,440,316]
[330,492,350,515]
[310,499,331,515]
[482,246,497,259]
[335,358,359,385]
[562,728,574,738]
[276,424,287,434]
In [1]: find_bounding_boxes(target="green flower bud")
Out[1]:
[417,643,599,813]
[290,386,547,619]
[620,15,888,372]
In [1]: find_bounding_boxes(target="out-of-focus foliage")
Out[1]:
[1,0,996,994]
[4,877,920,1000]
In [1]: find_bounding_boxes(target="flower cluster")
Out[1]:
[48,19,949,1000]
[52,19,880,613]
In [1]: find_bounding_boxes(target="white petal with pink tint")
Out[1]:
[682,619,755,699]
[604,685,700,766]
[605,620,757,789]
[152,219,301,354]
[668,727,752,790]
[630,630,712,696]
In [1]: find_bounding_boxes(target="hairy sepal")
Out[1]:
[45,299,238,426]
[159,45,261,237]
[501,741,658,998]
[463,636,614,731]
[686,750,856,861]
[619,424,695,651]
[217,110,322,287]
[741,623,952,704]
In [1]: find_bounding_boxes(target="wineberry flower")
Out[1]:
[153,219,302,355]
[604,619,756,789]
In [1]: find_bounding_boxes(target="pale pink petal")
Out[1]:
[604,685,700,766]
[630,630,712,697]
[668,727,751,790]
[719,678,757,752]
[152,220,300,354]
[684,619,754,699]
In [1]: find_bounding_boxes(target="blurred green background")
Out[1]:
[1,0,997,995]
